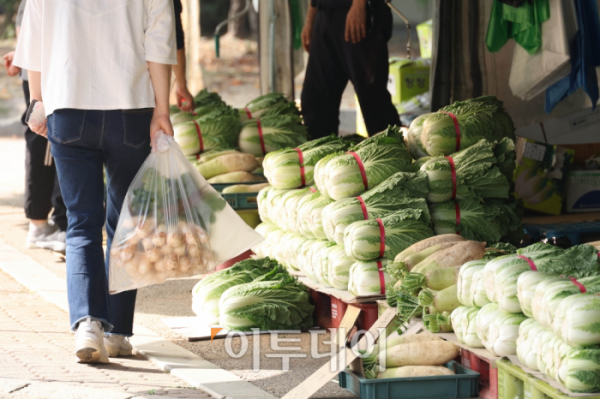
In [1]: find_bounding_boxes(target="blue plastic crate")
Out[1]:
[338,361,480,399]
[523,221,600,245]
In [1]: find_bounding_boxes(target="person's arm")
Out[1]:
[173,48,194,112]
[148,61,174,139]
[345,0,367,44]
[301,3,317,52]
[27,70,47,137]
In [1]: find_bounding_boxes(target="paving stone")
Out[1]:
[0,271,213,399]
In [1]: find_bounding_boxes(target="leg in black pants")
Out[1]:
[301,3,400,138]
[22,81,67,231]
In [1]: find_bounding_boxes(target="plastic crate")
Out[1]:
[497,359,600,399]
[460,348,498,399]
[309,290,379,331]
[338,361,480,399]
[210,174,267,192]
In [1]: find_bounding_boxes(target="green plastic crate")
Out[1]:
[222,192,259,210]
[497,359,600,399]
[338,361,480,399]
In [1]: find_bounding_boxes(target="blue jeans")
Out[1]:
[47,108,153,336]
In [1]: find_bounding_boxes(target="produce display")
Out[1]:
[516,319,600,393]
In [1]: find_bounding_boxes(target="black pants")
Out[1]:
[22,81,67,231]
[301,3,400,138]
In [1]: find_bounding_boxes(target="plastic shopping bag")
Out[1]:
[508,0,577,101]
[109,132,264,294]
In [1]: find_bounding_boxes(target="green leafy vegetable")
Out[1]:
[420,140,510,203]
[238,114,307,156]
[419,96,515,156]
[317,126,413,200]
[263,135,349,189]
[238,93,300,124]
[191,258,281,324]
[322,172,430,245]
[343,209,434,261]
[219,271,314,331]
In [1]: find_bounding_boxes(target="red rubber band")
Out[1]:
[257,119,266,155]
[294,148,306,187]
[193,121,204,152]
[376,218,385,258]
[569,277,587,293]
[446,156,457,200]
[191,111,198,116]
[348,151,368,190]
[454,201,461,235]
[357,196,368,220]
[309,187,317,193]
[518,255,538,271]
[441,112,461,152]
[244,107,252,119]
[377,261,386,295]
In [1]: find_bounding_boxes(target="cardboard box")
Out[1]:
[515,105,600,145]
[416,19,433,59]
[514,138,575,216]
[387,58,430,105]
[566,170,600,212]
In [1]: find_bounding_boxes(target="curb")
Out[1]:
[0,241,277,399]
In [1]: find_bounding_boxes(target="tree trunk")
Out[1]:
[227,0,250,39]
[182,0,203,94]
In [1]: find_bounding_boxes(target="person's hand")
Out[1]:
[150,110,173,145]
[175,84,194,112]
[2,51,21,77]
[345,0,367,44]
[301,20,313,52]
[29,120,48,137]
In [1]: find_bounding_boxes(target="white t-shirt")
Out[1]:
[13,0,177,116]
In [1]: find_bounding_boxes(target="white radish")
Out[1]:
[383,340,460,367]
[377,365,455,379]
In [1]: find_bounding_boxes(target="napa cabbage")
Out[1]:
[263,135,349,189]
[316,126,413,200]
[343,208,434,261]
[219,272,314,331]
[238,114,307,156]
[191,257,282,324]
[420,139,510,203]
[322,171,430,245]
[418,96,515,156]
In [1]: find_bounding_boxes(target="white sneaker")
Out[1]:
[104,335,133,357]
[25,221,57,249]
[75,318,109,363]
[35,229,66,253]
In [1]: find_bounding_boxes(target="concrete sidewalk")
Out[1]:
[0,270,213,399]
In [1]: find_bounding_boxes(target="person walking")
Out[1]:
[2,0,67,252]
[13,0,177,363]
[300,0,400,138]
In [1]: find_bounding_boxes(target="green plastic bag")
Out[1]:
[486,0,551,54]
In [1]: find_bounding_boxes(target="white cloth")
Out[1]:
[13,0,177,116]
